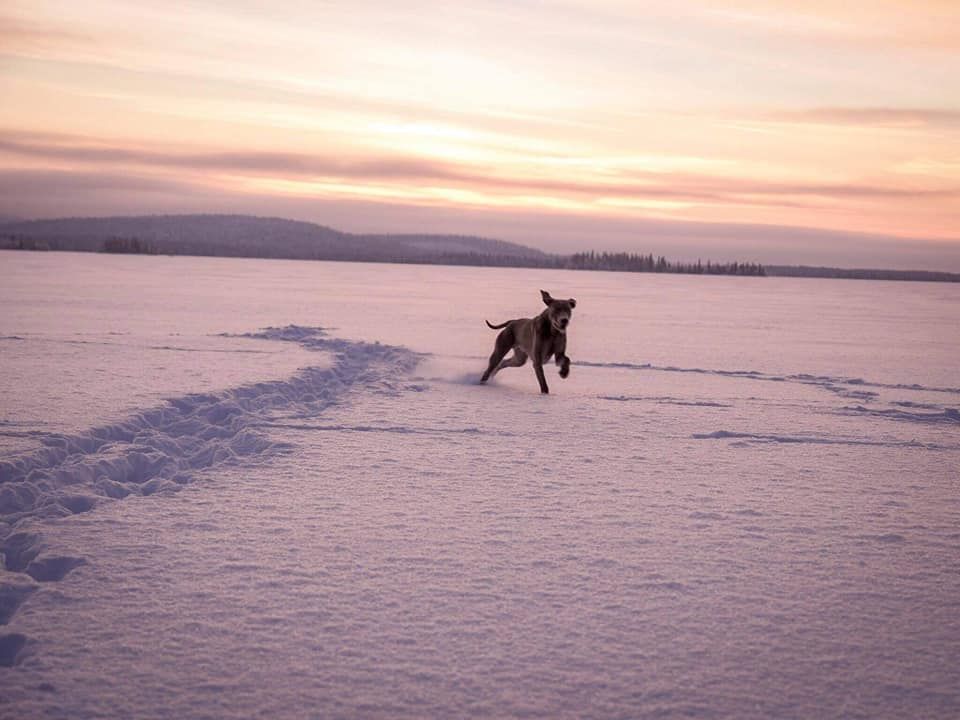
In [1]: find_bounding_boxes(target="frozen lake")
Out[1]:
[1,251,959,718]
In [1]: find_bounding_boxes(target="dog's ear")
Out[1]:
[540,289,553,305]
[568,298,577,309]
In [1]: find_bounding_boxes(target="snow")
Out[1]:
[1,251,959,718]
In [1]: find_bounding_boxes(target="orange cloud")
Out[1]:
[4,130,955,211]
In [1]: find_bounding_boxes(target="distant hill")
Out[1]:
[0,214,548,264]
[4,214,956,282]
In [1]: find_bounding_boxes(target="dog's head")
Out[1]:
[540,290,576,333]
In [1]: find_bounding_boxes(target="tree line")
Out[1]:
[1,232,766,275]
[563,251,765,275]
[101,236,157,254]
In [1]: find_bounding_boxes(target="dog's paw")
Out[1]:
[559,367,569,379]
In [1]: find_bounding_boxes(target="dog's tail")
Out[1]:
[485,319,510,330]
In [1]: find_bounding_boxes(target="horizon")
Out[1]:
[2,1,959,270]
[4,210,960,275]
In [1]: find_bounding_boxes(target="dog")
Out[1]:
[480,290,576,394]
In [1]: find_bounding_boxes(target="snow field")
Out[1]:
[1,254,958,718]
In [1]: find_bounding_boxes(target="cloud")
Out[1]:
[2,131,955,209]
[0,15,92,49]
[678,1,960,51]
[765,107,960,128]
[0,134,464,181]
[0,168,195,194]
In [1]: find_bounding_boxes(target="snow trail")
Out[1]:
[577,359,960,397]
[0,326,420,657]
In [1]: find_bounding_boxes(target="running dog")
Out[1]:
[480,290,576,394]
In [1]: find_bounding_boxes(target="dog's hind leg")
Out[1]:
[496,349,528,373]
[481,333,514,383]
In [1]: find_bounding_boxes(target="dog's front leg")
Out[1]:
[533,359,549,394]
[531,337,550,393]
[553,335,570,379]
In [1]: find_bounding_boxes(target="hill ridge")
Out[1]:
[3,214,957,281]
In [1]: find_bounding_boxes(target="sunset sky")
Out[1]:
[2,0,959,268]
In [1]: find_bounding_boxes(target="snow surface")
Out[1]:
[1,251,959,719]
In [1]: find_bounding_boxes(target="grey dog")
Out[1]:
[480,290,577,394]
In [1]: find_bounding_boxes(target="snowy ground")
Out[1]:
[1,252,959,718]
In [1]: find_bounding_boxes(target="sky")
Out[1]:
[1,0,959,269]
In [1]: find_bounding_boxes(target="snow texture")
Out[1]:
[1,252,959,719]
[1,325,418,587]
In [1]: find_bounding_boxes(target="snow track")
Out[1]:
[0,326,420,660]
[578,359,960,398]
